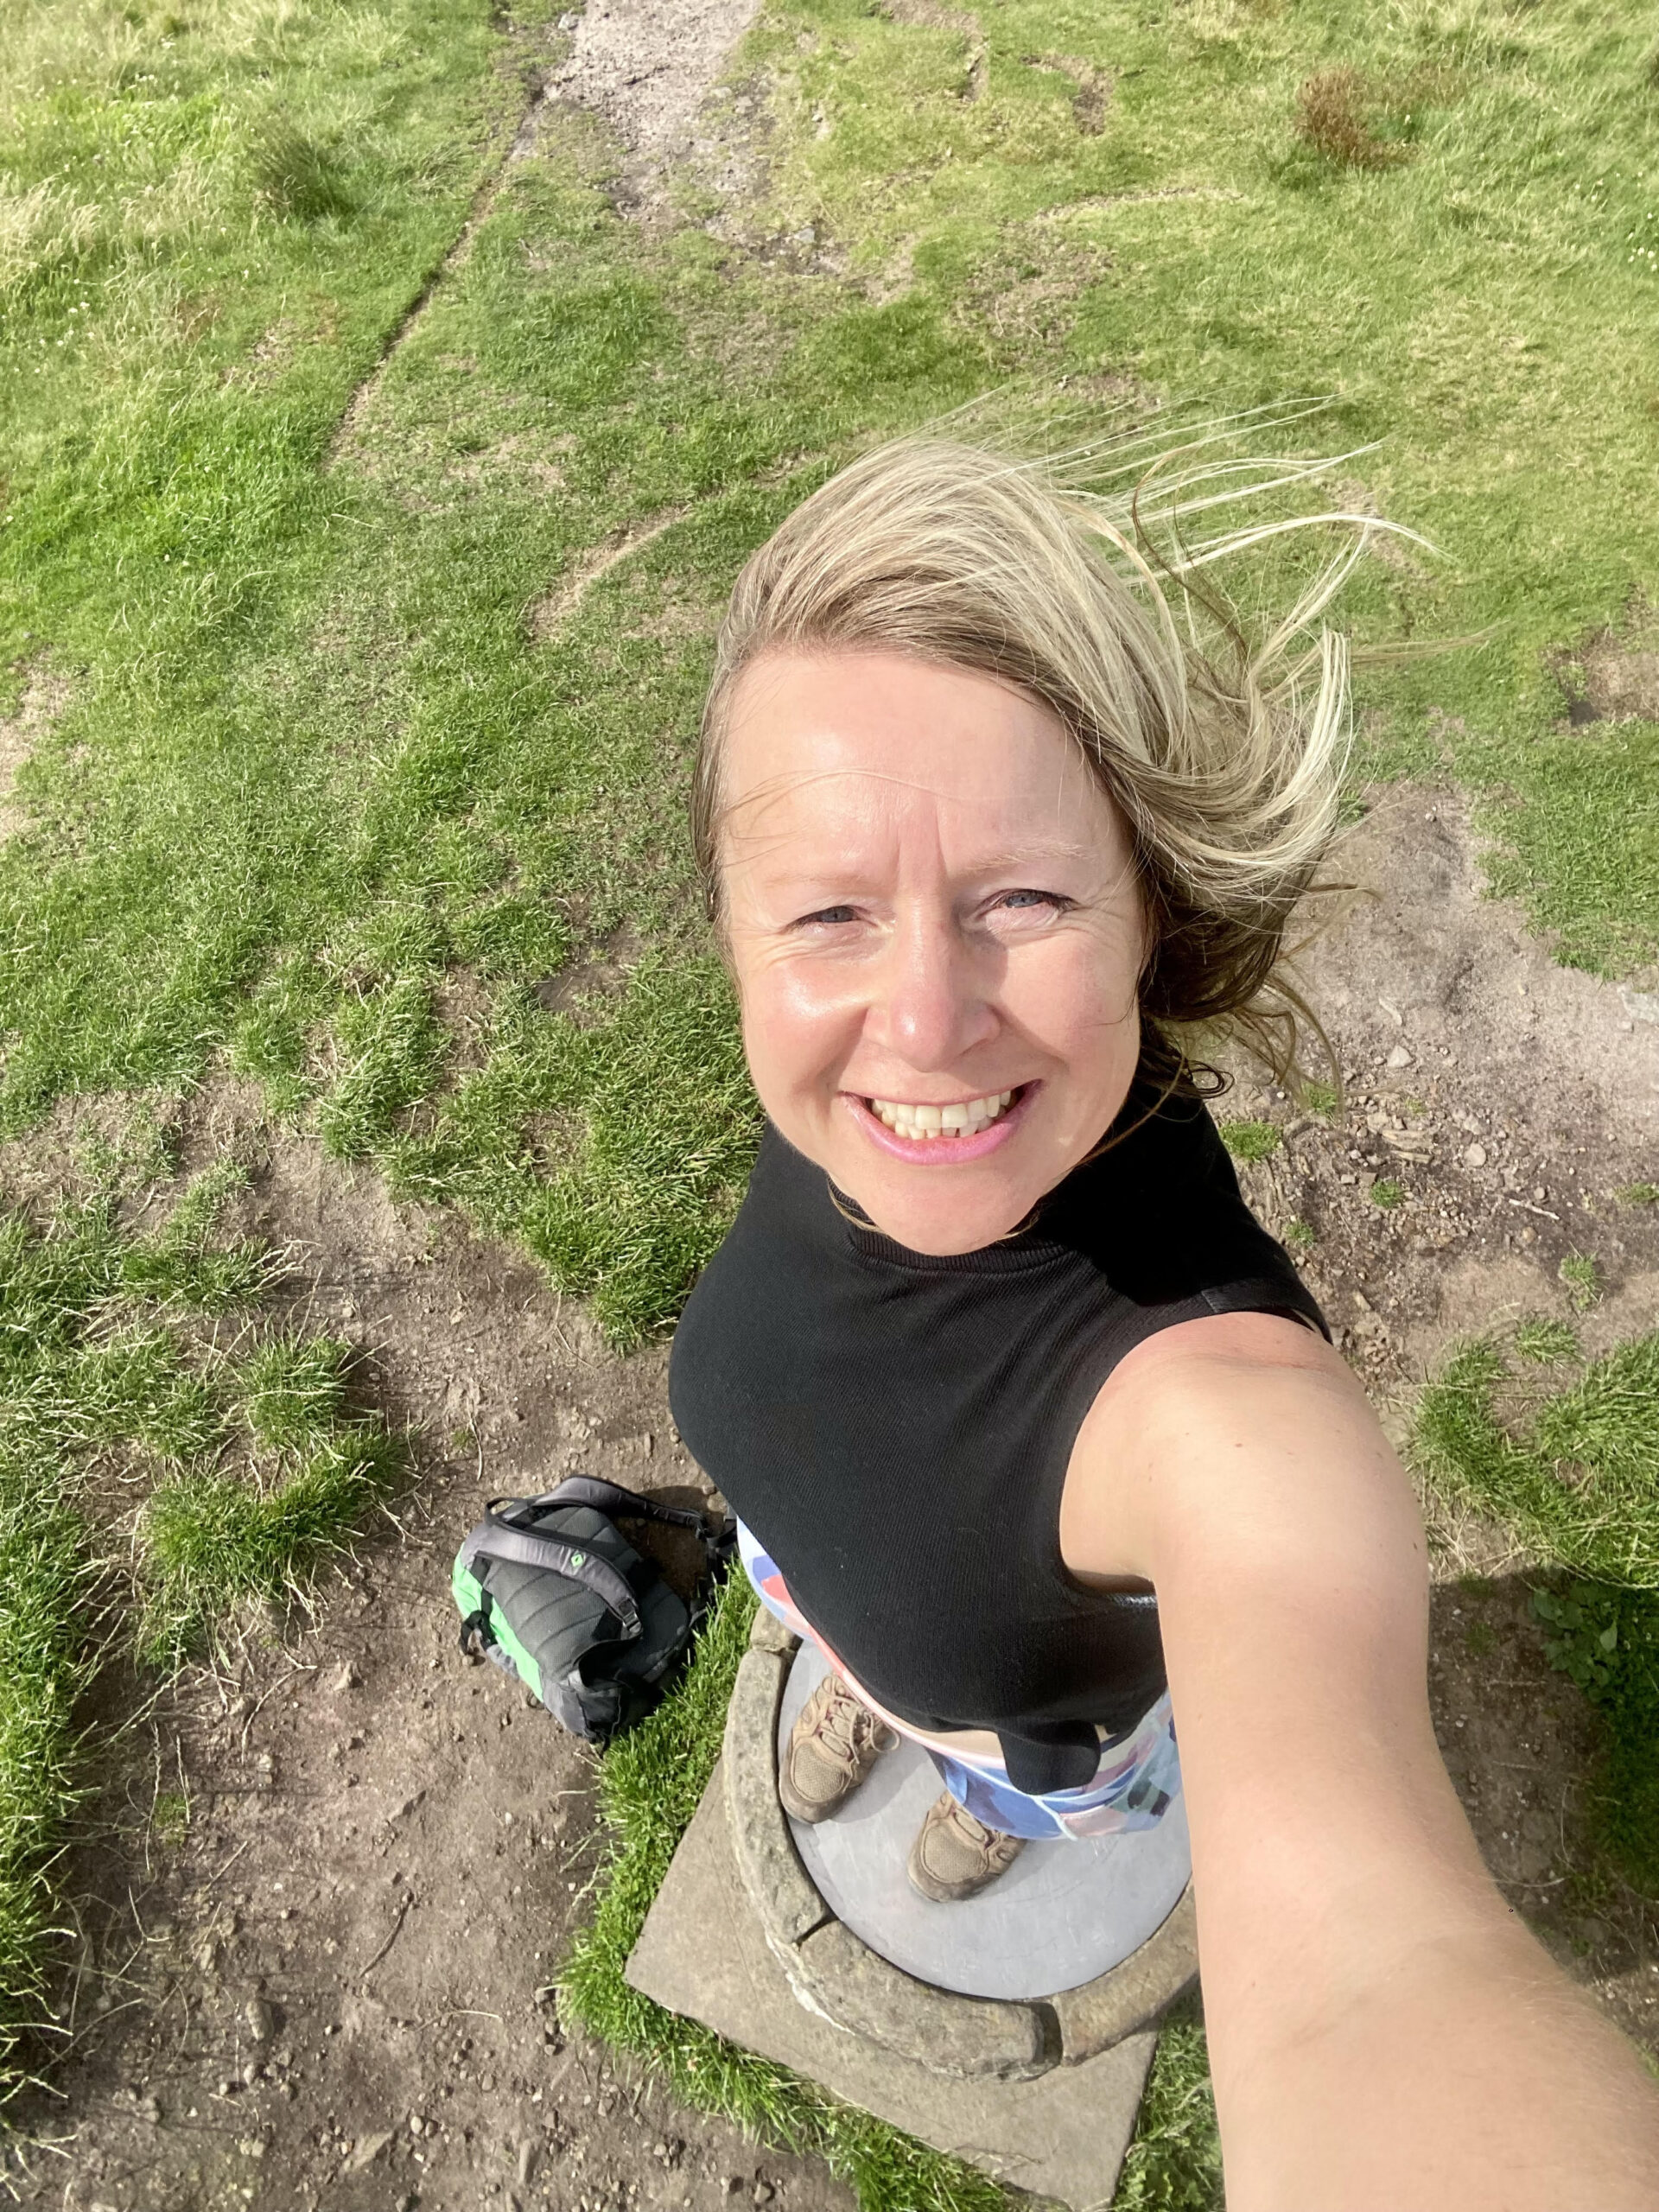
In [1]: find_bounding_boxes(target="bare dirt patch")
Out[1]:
[1554,601,1659,727]
[550,0,763,165]
[1223,781,1659,1396]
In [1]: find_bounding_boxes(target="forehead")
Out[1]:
[721,648,1118,856]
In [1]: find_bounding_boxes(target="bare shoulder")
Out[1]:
[1059,1308,1426,1600]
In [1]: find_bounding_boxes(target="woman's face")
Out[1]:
[719,648,1147,1255]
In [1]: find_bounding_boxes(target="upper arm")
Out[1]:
[1065,1300,1442,1804]
[1065,1313,1487,2044]
[1065,1309,1428,1664]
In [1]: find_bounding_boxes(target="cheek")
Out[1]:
[735,953,856,1090]
[1015,936,1141,1049]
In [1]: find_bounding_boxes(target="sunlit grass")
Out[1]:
[3,3,1658,1344]
[1414,1331,1659,1592]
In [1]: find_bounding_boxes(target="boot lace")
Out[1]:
[812,1683,883,1764]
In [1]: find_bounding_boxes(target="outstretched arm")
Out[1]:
[1064,1311,1659,2212]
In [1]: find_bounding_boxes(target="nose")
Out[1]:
[870,906,997,1072]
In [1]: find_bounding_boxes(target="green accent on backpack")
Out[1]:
[451,1553,543,1703]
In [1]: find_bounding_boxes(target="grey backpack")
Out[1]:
[452,1475,733,1742]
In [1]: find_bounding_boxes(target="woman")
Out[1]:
[667,439,1659,2207]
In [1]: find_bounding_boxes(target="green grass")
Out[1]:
[1559,1254,1603,1311]
[561,1574,1222,2212]
[1415,1329,1659,1590]
[1369,1177,1406,1209]
[2,0,1656,2169]
[1415,1323,1659,1891]
[0,1164,403,2084]
[1529,1581,1659,1894]
[1113,2005,1224,2212]
[2,1,1658,1342]
[1218,1121,1281,1164]
[1514,1317,1580,1366]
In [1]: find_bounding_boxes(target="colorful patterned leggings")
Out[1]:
[737,1521,1183,1843]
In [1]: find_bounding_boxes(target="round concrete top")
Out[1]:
[779,1642,1192,2002]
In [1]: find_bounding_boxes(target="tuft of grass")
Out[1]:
[1514,1317,1580,1367]
[1559,1254,1602,1312]
[318,981,448,1161]
[1218,1121,1281,1164]
[1293,67,1407,172]
[1112,2002,1223,2211]
[237,1334,352,1453]
[0,1435,93,2094]
[1300,1081,1341,1120]
[119,1163,272,1313]
[1282,1217,1315,1250]
[1617,1183,1659,1208]
[1369,1178,1405,1209]
[247,118,355,223]
[138,1421,403,1671]
[150,1789,190,1848]
[1530,1580,1659,1894]
[1414,1334,1659,1588]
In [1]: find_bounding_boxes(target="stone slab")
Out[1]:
[626,1765,1155,2210]
[780,1643,1192,2004]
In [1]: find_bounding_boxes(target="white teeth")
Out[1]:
[868,1089,1020,1141]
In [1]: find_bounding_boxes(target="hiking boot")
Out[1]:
[906,1791,1026,1902]
[779,1675,897,1823]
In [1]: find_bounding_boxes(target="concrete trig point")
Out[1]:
[627,1612,1198,2207]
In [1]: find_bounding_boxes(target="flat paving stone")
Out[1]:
[626,1764,1156,2209]
[780,1642,1192,2002]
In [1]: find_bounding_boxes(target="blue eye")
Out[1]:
[999,889,1063,911]
[799,906,856,927]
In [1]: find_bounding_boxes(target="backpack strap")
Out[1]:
[462,1505,643,1641]
[543,1475,732,1562]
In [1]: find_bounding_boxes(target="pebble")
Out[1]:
[245,1997,274,2044]
[1385,1044,1414,1069]
[347,2128,395,2172]
[331,1660,362,1694]
[1463,1143,1488,1167]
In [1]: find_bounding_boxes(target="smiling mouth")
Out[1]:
[866,1086,1022,1141]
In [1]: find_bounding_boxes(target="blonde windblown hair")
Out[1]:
[693,425,1405,1096]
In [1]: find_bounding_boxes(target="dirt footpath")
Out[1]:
[5,788,1656,2209]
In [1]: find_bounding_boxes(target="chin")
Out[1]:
[842,1165,1037,1256]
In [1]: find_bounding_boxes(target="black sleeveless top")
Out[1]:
[669,1089,1326,1794]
